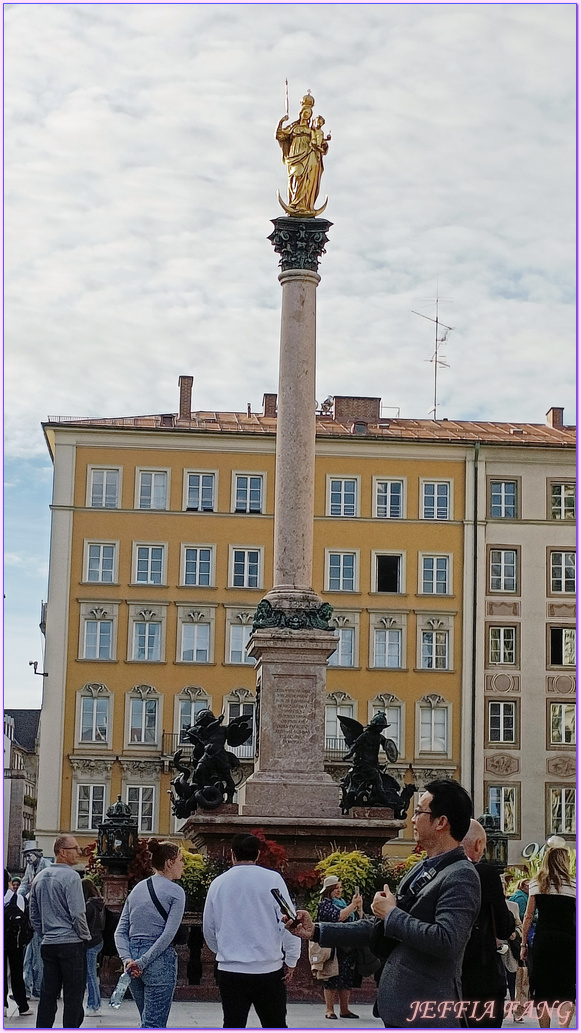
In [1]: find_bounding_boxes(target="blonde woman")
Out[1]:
[520,843,575,1029]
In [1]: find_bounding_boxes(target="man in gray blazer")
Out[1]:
[286,780,481,1028]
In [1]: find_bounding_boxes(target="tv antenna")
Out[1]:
[412,290,454,420]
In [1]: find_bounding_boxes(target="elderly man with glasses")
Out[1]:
[29,836,91,1028]
[284,780,481,1028]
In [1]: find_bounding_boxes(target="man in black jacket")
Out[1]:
[461,820,515,1027]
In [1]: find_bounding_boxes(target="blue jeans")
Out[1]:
[127,937,177,1028]
[85,942,103,1009]
[24,931,43,997]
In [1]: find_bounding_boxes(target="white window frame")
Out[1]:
[135,468,170,511]
[83,540,118,584]
[416,615,453,672]
[226,698,256,758]
[83,616,114,660]
[132,542,167,586]
[228,546,263,589]
[488,700,516,744]
[550,551,576,594]
[549,787,576,835]
[488,626,517,665]
[176,606,215,664]
[231,471,266,514]
[421,630,449,670]
[325,549,359,592]
[550,482,576,520]
[416,696,451,756]
[180,544,215,587]
[127,785,156,832]
[325,695,356,751]
[328,613,359,668]
[127,604,167,663]
[373,477,406,519]
[373,627,402,669]
[371,697,404,756]
[372,550,405,594]
[228,621,255,665]
[176,690,212,742]
[549,626,576,667]
[78,603,118,661]
[489,549,518,593]
[549,702,576,746]
[75,784,106,832]
[490,480,517,519]
[488,785,518,834]
[86,466,121,509]
[78,688,111,746]
[125,688,161,747]
[183,469,218,513]
[420,479,453,520]
[419,553,451,595]
[326,475,360,518]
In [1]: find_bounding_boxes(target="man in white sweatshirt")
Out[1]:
[203,833,301,1028]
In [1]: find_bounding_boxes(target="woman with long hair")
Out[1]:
[81,878,105,1016]
[114,839,185,1028]
[520,843,575,1029]
[316,876,363,1020]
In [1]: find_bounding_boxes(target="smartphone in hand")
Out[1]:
[271,887,297,922]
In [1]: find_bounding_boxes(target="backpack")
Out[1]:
[4,894,34,951]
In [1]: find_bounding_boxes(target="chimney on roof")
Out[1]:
[178,376,193,420]
[263,393,278,418]
[334,396,381,423]
[545,407,564,429]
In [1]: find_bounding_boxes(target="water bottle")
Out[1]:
[109,971,132,1009]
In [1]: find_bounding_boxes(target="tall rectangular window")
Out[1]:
[139,471,167,509]
[419,707,448,752]
[229,624,254,664]
[232,549,260,588]
[127,786,154,832]
[329,479,357,517]
[421,631,449,669]
[376,480,403,518]
[551,483,575,520]
[489,627,516,665]
[374,628,402,668]
[179,698,210,740]
[328,552,356,591]
[373,706,402,753]
[87,543,115,583]
[549,627,576,666]
[422,556,449,594]
[228,702,255,756]
[489,701,515,743]
[184,547,212,586]
[90,469,119,508]
[186,473,215,512]
[76,785,105,830]
[129,698,157,743]
[235,475,263,513]
[133,622,161,661]
[490,481,517,518]
[80,696,109,743]
[422,482,450,520]
[181,622,210,662]
[376,555,401,592]
[490,549,517,592]
[550,552,576,593]
[328,628,355,667]
[136,546,164,585]
[488,786,517,833]
[84,620,113,660]
[550,703,576,745]
[550,788,575,835]
[325,704,354,749]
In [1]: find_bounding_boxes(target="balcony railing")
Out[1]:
[162,732,255,761]
[324,737,349,761]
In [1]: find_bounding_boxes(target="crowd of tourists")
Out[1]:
[3,784,576,1029]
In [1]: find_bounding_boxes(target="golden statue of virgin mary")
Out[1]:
[276,91,331,217]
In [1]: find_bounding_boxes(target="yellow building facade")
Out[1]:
[35,392,575,861]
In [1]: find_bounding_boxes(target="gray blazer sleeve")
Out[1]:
[318,918,373,948]
[384,866,481,961]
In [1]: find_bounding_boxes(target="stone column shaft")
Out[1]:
[273,268,319,591]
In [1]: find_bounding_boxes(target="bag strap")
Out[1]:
[146,877,168,922]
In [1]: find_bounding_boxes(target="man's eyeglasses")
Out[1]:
[413,808,432,817]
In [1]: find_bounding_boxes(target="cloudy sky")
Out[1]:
[4,3,575,707]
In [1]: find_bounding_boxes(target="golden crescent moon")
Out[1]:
[276,190,328,218]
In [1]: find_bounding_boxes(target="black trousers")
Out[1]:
[217,967,287,1028]
[465,995,506,1028]
[36,942,86,1029]
[4,946,28,1010]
